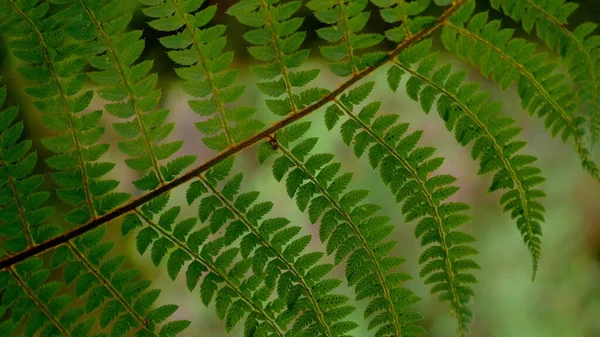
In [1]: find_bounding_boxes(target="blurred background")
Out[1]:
[0,0,599,336]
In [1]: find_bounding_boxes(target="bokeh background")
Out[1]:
[1,1,599,336]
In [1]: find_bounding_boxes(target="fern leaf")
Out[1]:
[491,0,600,151]
[75,0,196,190]
[371,0,434,43]
[1,0,130,226]
[141,0,265,150]
[199,170,351,337]
[228,0,324,116]
[123,190,286,336]
[261,121,425,337]
[0,84,56,255]
[442,4,600,183]
[1,226,179,336]
[390,38,545,279]
[308,0,384,76]
[327,84,478,333]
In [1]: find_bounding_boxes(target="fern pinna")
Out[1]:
[0,0,598,336]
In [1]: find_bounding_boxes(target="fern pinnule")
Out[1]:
[187,157,355,336]
[389,38,545,279]
[201,175,351,337]
[307,0,384,77]
[0,226,183,336]
[75,0,196,192]
[0,85,55,255]
[141,0,265,151]
[228,0,326,117]
[324,82,477,334]
[122,190,285,336]
[491,0,600,152]
[59,227,185,337]
[1,0,130,227]
[258,121,425,337]
[370,0,433,44]
[442,5,600,184]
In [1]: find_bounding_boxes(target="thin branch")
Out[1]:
[0,1,467,271]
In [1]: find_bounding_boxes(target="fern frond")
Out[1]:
[1,226,181,336]
[491,0,600,151]
[198,171,351,337]
[140,0,265,151]
[325,81,478,333]
[0,0,468,276]
[371,0,433,43]
[388,38,545,278]
[0,84,55,255]
[308,1,477,331]
[75,0,196,190]
[186,157,354,335]
[442,4,600,183]
[1,0,130,226]
[307,0,384,77]
[259,122,424,337]
[228,0,325,117]
[122,177,288,336]
[4,264,71,336]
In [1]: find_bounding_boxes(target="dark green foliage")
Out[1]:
[260,121,425,337]
[0,85,56,253]
[0,0,598,336]
[442,2,600,183]
[326,84,478,334]
[491,0,600,152]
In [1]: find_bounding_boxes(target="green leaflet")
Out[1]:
[141,0,264,151]
[442,3,600,183]
[228,0,326,116]
[0,226,178,337]
[1,0,130,226]
[261,121,425,337]
[74,0,197,191]
[491,0,600,152]
[330,81,479,334]
[308,0,385,77]
[0,84,56,254]
[389,38,545,276]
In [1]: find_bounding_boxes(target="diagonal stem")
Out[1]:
[0,1,467,271]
